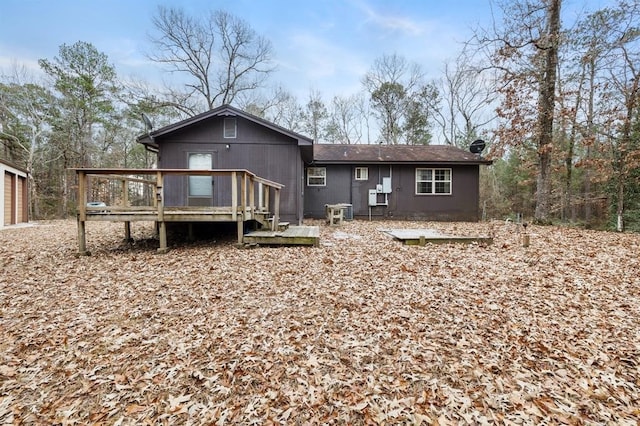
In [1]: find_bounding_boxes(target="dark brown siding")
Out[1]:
[156,115,304,223]
[303,165,351,217]
[304,164,481,221]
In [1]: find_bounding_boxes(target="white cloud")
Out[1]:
[352,0,427,37]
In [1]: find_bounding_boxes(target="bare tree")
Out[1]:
[431,49,497,147]
[482,0,562,223]
[362,53,424,144]
[326,94,366,144]
[149,6,275,114]
[302,89,328,142]
[598,1,640,231]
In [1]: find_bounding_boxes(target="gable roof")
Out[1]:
[137,104,313,152]
[312,144,492,165]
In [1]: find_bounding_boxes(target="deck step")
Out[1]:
[243,226,319,246]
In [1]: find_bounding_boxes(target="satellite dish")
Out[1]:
[469,139,486,154]
[142,113,154,132]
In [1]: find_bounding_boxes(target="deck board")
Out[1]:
[243,226,320,246]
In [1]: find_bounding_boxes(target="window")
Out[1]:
[307,167,326,186]
[355,167,368,181]
[188,153,212,197]
[416,168,451,195]
[224,118,237,138]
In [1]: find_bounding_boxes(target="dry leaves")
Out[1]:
[1,219,639,424]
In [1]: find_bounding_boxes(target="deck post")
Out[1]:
[237,217,244,244]
[241,172,247,219]
[77,171,89,255]
[272,188,280,231]
[77,216,88,256]
[78,171,87,222]
[231,171,238,221]
[156,171,168,254]
[248,175,255,218]
[124,222,131,241]
[122,178,131,241]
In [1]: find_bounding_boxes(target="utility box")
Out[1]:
[382,177,392,193]
[368,189,378,206]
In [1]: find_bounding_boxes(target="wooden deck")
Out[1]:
[74,168,286,254]
[383,228,493,246]
[243,226,320,246]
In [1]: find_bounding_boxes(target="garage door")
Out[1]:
[17,176,26,223]
[4,172,13,225]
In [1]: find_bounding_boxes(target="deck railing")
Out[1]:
[73,168,284,253]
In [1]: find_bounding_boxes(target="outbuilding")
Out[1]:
[1,159,29,228]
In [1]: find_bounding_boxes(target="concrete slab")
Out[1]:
[382,228,493,246]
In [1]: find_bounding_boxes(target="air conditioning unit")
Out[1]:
[342,204,353,220]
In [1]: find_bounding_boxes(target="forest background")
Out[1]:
[1,0,639,231]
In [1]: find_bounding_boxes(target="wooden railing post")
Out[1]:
[231,171,238,221]
[121,178,131,241]
[156,171,168,253]
[272,188,280,231]
[77,170,88,255]
[248,175,255,218]
[241,171,247,217]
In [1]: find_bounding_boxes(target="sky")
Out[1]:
[0,0,610,103]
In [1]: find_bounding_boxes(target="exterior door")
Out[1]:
[188,153,213,206]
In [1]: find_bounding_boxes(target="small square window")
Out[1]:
[307,167,326,186]
[355,167,368,181]
[224,118,237,138]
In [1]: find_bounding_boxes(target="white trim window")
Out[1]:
[224,118,237,138]
[416,168,452,195]
[307,167,326,186]
[355,167,368,181]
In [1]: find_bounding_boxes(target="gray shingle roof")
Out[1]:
[312,144,491,165]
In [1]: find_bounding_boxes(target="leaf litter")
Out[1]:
[0,219,639,424]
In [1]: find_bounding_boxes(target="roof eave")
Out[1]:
[312,159,493,166]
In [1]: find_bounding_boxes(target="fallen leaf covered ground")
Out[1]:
[1,219,639,425]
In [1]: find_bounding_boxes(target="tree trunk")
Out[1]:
[616,176,624,232]
[534,0,561,224]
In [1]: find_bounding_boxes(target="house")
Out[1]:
[137,104,313,225]
[305,144,491,221]
[137,105,490,225]
[1,159,29,228]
